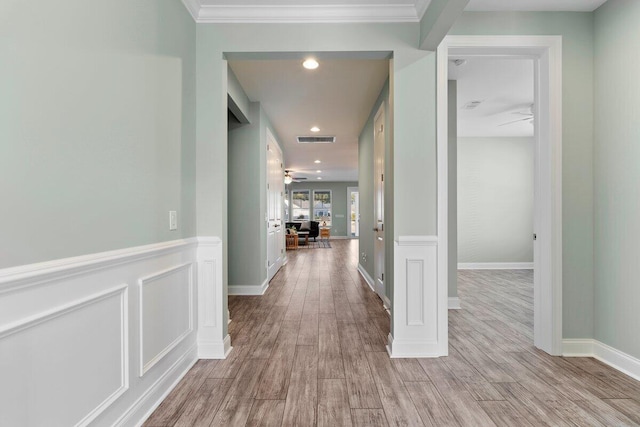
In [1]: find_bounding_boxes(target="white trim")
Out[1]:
[138,263,194,377]
[0,284,130,427]
[382,294,391,311]
[0,238,200,294]
[448,297,461,310]
[458,262,534,270]
[196,237,229,359]
[358,264,376,293]
[563,339,640,382]
[114,345,198,427]
[198,334,232,360]
[182,1,422,23]
[396,235,438,246]
[329,236,350,240]
[387,333,440,358]
[437,35,563,356]
[562,338,594,356]
[465,0,607,12]
[228,279,269,296]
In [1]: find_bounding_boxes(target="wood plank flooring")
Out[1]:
[145,241,640,426]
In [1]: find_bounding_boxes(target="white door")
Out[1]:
[267,131,284,281]
[373,106,385,298]
[347,187,360,237]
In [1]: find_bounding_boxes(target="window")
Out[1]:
[284,191,289,222]
[291,190,310,220]
[313,190,332,226]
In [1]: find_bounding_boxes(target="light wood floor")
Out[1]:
[145,240,640,426]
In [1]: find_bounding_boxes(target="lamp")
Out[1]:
[284,171,293,185]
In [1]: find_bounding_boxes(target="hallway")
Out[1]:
[145,241,640,426]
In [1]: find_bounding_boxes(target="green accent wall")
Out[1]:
[449,12,596,340]
[0,0,197,268]
[228,102,282,288]
[593,0,640,359]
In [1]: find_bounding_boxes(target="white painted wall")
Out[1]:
[457,137,534,264]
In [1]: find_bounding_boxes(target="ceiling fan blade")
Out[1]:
[499,117,534,127]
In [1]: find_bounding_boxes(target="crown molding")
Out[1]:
[181,0,425,23]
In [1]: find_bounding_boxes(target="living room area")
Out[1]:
[285,181,359,250]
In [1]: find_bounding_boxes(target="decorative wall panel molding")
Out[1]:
[389,236,444,357]
[0,237,225,426]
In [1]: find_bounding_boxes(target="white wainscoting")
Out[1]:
[0,237,226,427]
[388,236,445,358]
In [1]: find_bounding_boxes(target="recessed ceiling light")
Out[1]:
[314,160,321,164]
[310,126,320,132]
[316,170,322,173]
[303,58,319,70]
[317,177,322,180]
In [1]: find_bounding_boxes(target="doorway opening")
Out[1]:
[437,36,563,356]
[347,186,360,238]
[226,53,393,340]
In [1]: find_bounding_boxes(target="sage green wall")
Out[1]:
[288,182,358,238]
[228,102,281,288]
[457,138,534,264]
[228,103,261,287]
[594,0,640,359]
[0,0,196,268]
[449,12,595,339]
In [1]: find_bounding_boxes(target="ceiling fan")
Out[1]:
[284,170,307,184]
[499,104,534,127]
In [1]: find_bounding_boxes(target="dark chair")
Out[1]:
[286,221,319,241]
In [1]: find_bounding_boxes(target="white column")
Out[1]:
[196,237,231,358]
[388,236,446,357]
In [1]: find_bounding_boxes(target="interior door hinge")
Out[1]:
[381,273,384,281]
[267,183,270,189]
[533,233,537,241]
[381,173,384,182]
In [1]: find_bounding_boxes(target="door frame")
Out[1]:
[373,103,386,299]
[347,186,359,238]
[266,128,285,282]
[436,35,563,356]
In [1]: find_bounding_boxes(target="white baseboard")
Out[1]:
[198,334,232,359]
[357,264,376,293]
[228,279,269,296]
[458,262,533,270]
[448,297,461,309]
[386,333,440,358]
[329,235,349,240]
[357,264,389,315]
[116,345,198,427]
[563,339,640,382]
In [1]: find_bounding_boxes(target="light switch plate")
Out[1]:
[169,211,177,231]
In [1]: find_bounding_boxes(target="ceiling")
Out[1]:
[183,0,608,22]
[449,57,534,138]
[229,58,389,182]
